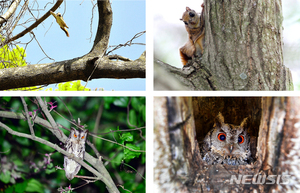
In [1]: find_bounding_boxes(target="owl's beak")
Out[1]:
[229,144,234,153]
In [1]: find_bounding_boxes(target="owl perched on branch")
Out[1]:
[201,112,251,166]
[64,128,88,180]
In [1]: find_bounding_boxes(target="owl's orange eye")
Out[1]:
[74,134,77,138]
[238,135,244,144]
[81,136,85,139]
[218,133,226,141]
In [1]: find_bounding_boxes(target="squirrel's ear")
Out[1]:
[186,7,191,11]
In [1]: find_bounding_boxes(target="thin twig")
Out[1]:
[93,100,104,144]
[87,140,101,159]
[127,98,137,128]
[88,133,145,153]
[117,185,132,193]
[21,97,35,137]
[3,0,64,45]
[106,31,146,55]
[95,126,145,135]
[0,121,103,181]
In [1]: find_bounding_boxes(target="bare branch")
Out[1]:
[106,31,146,55]
[0,101,120,193]
[0,0,21,26]
[20,97,35,137]
[108,55,131,62]
[93,100,103,144]
[87,140,101,159]
[0,121,104,181]
[36,97,61,138]
[126,98,136,128]
[0,55,145,90]
[0,0,145,90]
[88,133,145,153]
[3,0,64,45]
[88,0,112,58]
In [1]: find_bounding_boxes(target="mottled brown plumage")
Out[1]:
[201,112,251,165]
[64,128,88,180]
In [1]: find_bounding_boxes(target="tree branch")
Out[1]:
[0,55,145,90]
[154,58,218,90]
[21,97,35,137]
[0,0,21,26]
[88,0,112,58]
[0,97,120,193]
[0,121,120,192]
[154,59,191,90]
[3,0,64,45]
[0,0,145,90]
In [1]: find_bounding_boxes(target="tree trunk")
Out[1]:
[154,0,293,91]
[154,97,300,192]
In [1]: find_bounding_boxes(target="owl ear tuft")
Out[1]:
[240,117,249,130]
[214,112,225,127]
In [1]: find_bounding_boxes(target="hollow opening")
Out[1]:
[192,97,261,164]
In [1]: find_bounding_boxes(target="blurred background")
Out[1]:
[154,0,300,90]
[283,0,300,90]
[0,97,145,192]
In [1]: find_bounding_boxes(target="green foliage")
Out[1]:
[120,132,133,142]
[45,163,55,175]
[2,97,11,102]
[14,180,27,193]
[0,97,145,192]
[124,143,141,160]
[44,80,91,91]
[0,171,11,184]
[113,97,130,107]
[120,133,141,161]
[0,38,42,91]
[25,179,44,193]
[0,45,26,69]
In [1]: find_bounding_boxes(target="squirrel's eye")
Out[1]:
[218,133,226,141]
[189,12,195,17]
[74,134,77,138]
[238,135,244,144]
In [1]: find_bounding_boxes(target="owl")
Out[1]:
[64,128,88,180]
[201,112,251,165]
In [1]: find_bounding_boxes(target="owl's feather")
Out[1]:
[201,112,251,165]
[64,128,88,180]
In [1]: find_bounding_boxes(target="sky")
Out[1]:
[15,0,145,91]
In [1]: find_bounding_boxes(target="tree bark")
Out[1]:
[0,54,145,90]
[154,0,293,91]
[154,97,300,192]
